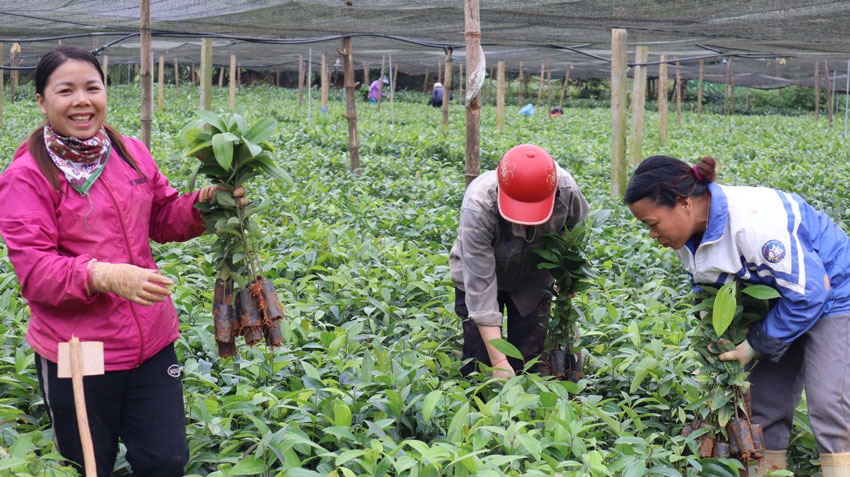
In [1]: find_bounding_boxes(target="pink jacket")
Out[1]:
[0,136,206,371]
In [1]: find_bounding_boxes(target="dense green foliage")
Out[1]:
[0,83,848,476]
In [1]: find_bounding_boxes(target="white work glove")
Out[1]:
[718,339,757,366]
[198,185,248,207]
[88,260,174,306]
[491,357,516,380]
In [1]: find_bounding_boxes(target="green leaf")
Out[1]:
[230,456,266,475]
[212,133,236,171]
[422,390,441,424]
[741,284,780,300]
[447,402,470,443]
[246,117,278,144]
[713,282,737,337]
[487,338,524,361]
[629,357,658,393]
[195,109,226,132]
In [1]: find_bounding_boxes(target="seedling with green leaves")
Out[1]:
[686,282,778,468]
[181,110,285,356]
[534,219,593,381]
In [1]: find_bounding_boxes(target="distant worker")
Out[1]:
[626,155,850,476]
[549,106,563,117]
[450,144,589,379]
[430,81,454,107]
[368,76,389,103]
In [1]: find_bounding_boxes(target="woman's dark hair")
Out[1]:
[29,45,142,193]
[624,155,717,207]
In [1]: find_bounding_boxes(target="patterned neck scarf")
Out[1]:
[44,124,111,196]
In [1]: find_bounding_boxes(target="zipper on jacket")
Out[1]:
[103,180,146,367]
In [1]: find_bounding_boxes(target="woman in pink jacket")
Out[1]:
[0,46,240,475]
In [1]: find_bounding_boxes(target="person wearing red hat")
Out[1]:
[449,144,589,379]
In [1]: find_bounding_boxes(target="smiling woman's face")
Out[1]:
[628,196,696,250]
[36,59,107,139]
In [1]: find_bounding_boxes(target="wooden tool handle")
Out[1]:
[70,338,97,477]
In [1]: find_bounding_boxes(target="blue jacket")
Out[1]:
[675,183,850,361]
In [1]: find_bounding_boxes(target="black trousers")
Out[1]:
[35,343,189,476]
[455,287,551,376]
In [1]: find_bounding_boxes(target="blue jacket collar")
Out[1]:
[686,182,727,251]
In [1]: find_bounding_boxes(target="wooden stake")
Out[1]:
[190,62,195,86]
[362,62,370,89]
[437,60,443,84]
[815,60,820,120]
[103,55,109,86]
[442,49,452,131]
[825,60,833,124]
[546,57,553,112]
[341,37,360,173]
[724,57,732,116]
[0,43,4,127]
[536,63,545,109]
[174,58,179,98]
[200,38,213,111]
[321,51,329,109]
[730,72,735,115]
[9,43,19,104]
[496,60,505,132]
[658,55,669,145]
[609,29,628,198]
[518,61,524,106]
[140,1,152,147]
[297,55,304,107]
[237,63,241,86]
[218,66,224,87]
[69,338,97,477]
[486,68,493,105]
[458,61,464,104]
[628,46,648,164]
[377,55,385,112]
[464,0,482,186]
[675,59,682,125]
[391,63,398,124]
[157,55,165,111]
[229,55,236,110]
[559,62,572,107]
[275,66,279,87]
[697,59,704,120]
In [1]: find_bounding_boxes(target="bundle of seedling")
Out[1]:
[534,220,592,382]
[182,110,285,357]
[684,282,780,471]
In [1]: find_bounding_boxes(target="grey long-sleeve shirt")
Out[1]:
[449,167,589,326]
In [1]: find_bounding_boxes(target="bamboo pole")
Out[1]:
[437,60,443,84]
[518,61,524,106]
[275,66,279,87]
[156,56,164,111]
[442,49,452,131]
[0,43,4,127]
[845,60,849,138]
[422,66,429,93]
[658,55,669,146]
[730,73,736,114]
[321,51,329,109]
[391,62,399,125]
[814,60,820,120]
[825,60,833,124]
[464,0,481,186]
[341,37,360,173]
[724,58,732,115]
[174,58,179,98]
[297,55,304,107]
[363,62,370,89]
[229,55,236,110]
[218,66,224,87]
[546,57,553,112]
[237,63,241,86]
[190,62,195,85]
[458,61,464,104]
[559,62,572,107]
[697,59,704,120]
[9,43,19,104]
[200,38,212,112]
[628,46,648,165]
[103,55,109,86]
[377,55,385,112]
[675,59,682,125]
[610,29,628,198]
[496,60,505,132]
[486,68,493,105]
[307,47,312,126]
[536,63,545,109]
[140,0,152,147]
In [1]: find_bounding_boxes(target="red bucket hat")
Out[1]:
[497,144,558,225]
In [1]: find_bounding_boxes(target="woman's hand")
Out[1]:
[198,185,247,207]
[491,357,516,380]
[88,260,174,306]
[718,339,757,366]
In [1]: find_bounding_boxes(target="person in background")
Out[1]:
[0,45,244,476]
[626,155,850,477]
[449,144,589,379]
[429,81,454,107]
[368,76,389,103]
[549,106,563,117]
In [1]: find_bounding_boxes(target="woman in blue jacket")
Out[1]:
[626,155,850,476]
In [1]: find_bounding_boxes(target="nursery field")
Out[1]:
[1,84,849,476]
